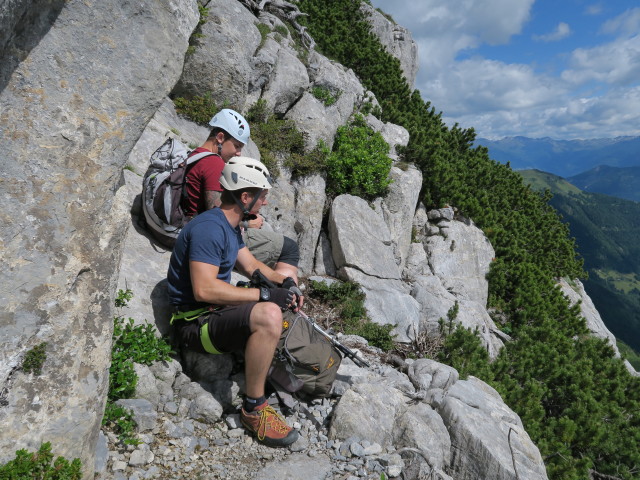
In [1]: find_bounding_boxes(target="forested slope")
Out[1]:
[297,1,640,479]
[519,169,640,355]
[568,165,640,203]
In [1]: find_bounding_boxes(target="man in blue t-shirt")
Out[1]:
[167,157,302,448]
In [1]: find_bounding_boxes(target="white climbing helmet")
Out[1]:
[219,157,272,191]
[209,108,250,145]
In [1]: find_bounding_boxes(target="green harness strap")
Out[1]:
[170,307,208,323]
[170,307,221,355]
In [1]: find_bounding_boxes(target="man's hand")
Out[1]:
[258,286,295,310]
[281,277,304,312]
[246,214,264,229]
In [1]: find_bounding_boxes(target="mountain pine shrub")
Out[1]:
[326,114,392,199]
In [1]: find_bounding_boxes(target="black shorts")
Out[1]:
[174,303,256,354]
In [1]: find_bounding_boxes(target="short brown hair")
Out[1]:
[220,187,262,206]
[209,127,231,142]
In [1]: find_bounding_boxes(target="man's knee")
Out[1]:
[250,302,283,336]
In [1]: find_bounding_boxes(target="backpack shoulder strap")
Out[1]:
[184,151,219,166]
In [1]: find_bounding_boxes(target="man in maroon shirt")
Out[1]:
[182,109,248,217]
[182,109,300,283]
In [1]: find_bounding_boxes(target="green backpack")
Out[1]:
[269,310,342,398]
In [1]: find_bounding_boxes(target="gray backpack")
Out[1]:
[269,310,342,398]
[141,138,214,247]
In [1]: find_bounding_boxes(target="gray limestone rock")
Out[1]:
[362,3,419,89]
[558,278,617,350]
[188,393,224,423]
[410,274,504,359]
[174,0,261,109]
[380,165,423,270]
[365,114,411,162]
[291,174,326,276]
[394,403,451,471]
[286,51,366,149]
[341,267,421,343]
[313,232,337,277]
[329,194,400,280]
[424,214,495,306]
[133,364,161,407]
[260,43,309,115]
[115,399,158,433]
[437,377,548,480]
[408,358,459,392]
[329,382,408,448]
[257,453,333,480]
[0,0,199,472]
[558,278,637,375]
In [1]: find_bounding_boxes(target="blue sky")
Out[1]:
[368,0,640,140]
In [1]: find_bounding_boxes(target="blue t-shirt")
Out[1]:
[167,208,245,306]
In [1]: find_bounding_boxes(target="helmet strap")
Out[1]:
[232,189,265,220]
[217,142,223,156]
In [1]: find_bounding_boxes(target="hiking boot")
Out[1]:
[240,401,299,447]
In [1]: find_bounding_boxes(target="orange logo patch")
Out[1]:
[326,356,336,369]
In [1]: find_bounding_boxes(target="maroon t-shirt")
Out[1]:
[182,148,224,217]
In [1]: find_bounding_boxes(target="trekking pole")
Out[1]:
[297,311,370,368]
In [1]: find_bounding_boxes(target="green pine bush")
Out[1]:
[326,114,392,199]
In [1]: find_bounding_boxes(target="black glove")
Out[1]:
[281,277,303,310]
[281,277,297,289]
[258,286,294,310]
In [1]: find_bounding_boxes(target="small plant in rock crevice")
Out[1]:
[311,85,342,106]
[187,5,210,55]
[103,289,173,445]
[307,279,396,350]
[255,23,271,52]
[246,99,329,179]
[0,442,82,479]
[109,289,172,401]
[102,402,139,446]
[436,301,492,380]
[172,93,221,126]
[22,342,47,376]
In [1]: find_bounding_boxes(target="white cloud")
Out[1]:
[370,0,640,139]
[422,58,564,116]
[371,0,534,70]
[533,22,571,42]
[585,4,603,16]
[601,7,640,36]
[562,35,640,86]
[452,86,640,139]
[543,86,640,138]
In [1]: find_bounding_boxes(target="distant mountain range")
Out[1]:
[518,169,640,353]
[567,165,640,203]
[476,135,640,178]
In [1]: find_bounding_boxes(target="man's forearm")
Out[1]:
[194,278,260,305]
[238,259,287,286]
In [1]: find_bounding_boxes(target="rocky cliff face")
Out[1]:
[0,0,623,478]
[362,2,419,89]
[0,0,200,475]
